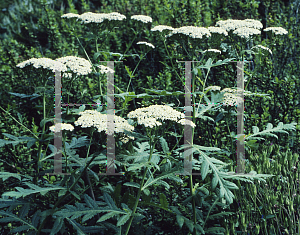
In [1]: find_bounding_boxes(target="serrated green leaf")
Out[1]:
[97,211,117,223]
[50,217,64,235]
[211,174,218,190]
[117,214,130,226]
[176,215,184,228]
[123,182,140,188]
[201,160,209,180]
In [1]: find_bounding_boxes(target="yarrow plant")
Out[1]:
[55,56,92,76]
[97,65,115,74]
[263,27,288,35]
[127,104,195,128]
[49,123,75,132]
[131,15,152,23]
[251,45,272,55]
[136,41,155,49]
[16,58,67,73]
[151,25,174,32]
[74,110,134,135]
[202,49,222,54]
[166,26,211,39]
[4,12,292,235]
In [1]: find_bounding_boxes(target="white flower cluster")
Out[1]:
[205,86,221,91]
[74,110,134,135]
[263,27,288,35]
[221,88,252,106]
[151,25,174,32]
[97,65,115,74]
[50,123,74,132]
[61,13,80,19]
[166,26,211,39]
[131,15,152,23]
[215,19,263,31]
[233,27,261,39]
[208,27,228,36]
[75,12,126,24]
[137,41,155,49]
[222,92,244,106]
[127,105,196,129]
[56,56,92,76]
[63,73,73,79]
[120,134,135,143]
[251,45,272,55]
[16,58,68,73]
[202,49,221,54]
[177,119,196,128]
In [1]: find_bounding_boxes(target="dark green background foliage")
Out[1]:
[0,0,300,234]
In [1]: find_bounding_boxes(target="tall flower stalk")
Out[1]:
[123,105,196,234]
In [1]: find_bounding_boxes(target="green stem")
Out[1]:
[126,53,144,93]
[0,109,39,141]
[162,35,184,84]
[195,67,211,116]
[124,135,158,235]
[36,134,97,234]
[120,30,138,61]
[190,63,197,235]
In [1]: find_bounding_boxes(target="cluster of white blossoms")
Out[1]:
[70,12,126,24]
[56,56,92,76]
[61,13,80,19]
[16,58,67,73]
[151,25,174,32]
[205,86,221,91]
[131,15,152,23]
[62,73,73,79]
[120,134,135,144]
[127,105,196,129]
[177,119,196,128]
[207,27,228,36]
[233,27,261,39]
[215,19,263,31]
[137,41,155,49]
[74,110,134,135]
[263,27,288,35]
[251,45,272,55]
[166,26,211,39]
[97,65,115,74]
[202,49,222,54]
[220,88,253,106]
[49,123,74,132]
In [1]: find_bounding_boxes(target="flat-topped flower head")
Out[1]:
[251,45,272,55]
[205,86,221,91]
[166,26,211,39]
[16,58,67,73]
[177,119,196,128]
[131,15,152,23]
[263,27,288,35]
[97,65,115,74]
[215,19,263,31]
[50,123,74,132]
[137,41,155,49]
[74,110,134,135]
[127,105,196,128]
[77,12,126,24]
[233,27,261,39]
[208,27,228,36]
[202,49,221,54]
[61,13,80,19]
[151,25,174,32]
[221,87,253,106]
[55,56,92,76]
